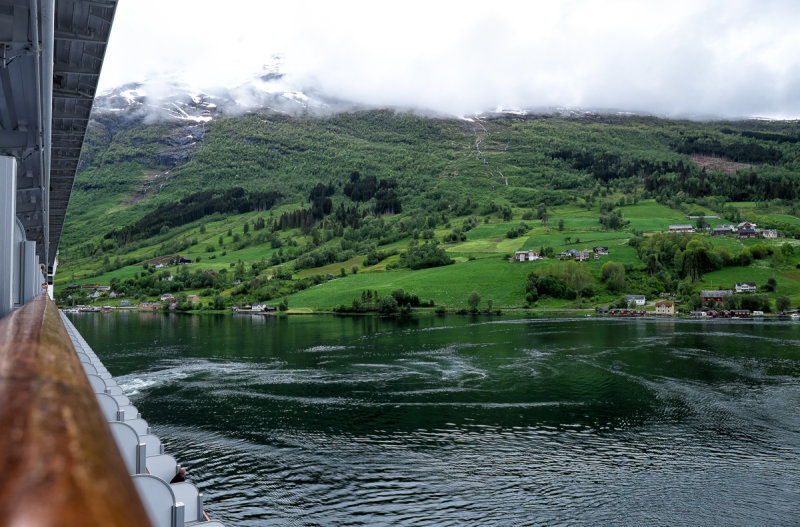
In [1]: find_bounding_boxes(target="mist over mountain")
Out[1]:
[94,58,354,122]
[94,57,658,126]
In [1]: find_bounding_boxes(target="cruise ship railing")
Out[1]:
[0,294,153,526]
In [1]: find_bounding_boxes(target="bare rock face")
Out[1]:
[156,123,206,167]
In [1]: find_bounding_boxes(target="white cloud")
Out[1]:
[99,0,800,118]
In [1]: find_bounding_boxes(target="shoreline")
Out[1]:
[61,305,799,321]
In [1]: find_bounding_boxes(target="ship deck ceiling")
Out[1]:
[0,0,116,269]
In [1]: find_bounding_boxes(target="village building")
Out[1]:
[710,225,736,236]
[513,250,540,262]
[738,227,757,238]
[186,294,201,304]
[735,282,757,294]
[700,290,733,302]
[593,247,609,255]
[626,294,646,306]
[655,301,675,315]
[762,229,778,239]
[668,224,694,233]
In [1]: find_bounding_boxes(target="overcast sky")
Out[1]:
[99,0,800,119]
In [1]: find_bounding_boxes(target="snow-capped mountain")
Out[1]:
[93,58,347,122]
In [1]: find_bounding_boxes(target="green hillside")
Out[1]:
[55,110,800,313]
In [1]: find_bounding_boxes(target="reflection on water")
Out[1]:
[69,313,800,526]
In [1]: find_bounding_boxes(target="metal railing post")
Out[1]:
[22,240,39,304]
[0,156,17,319]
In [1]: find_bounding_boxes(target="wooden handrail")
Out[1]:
[0,295,152,527]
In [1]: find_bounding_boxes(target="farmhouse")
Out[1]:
[738,227,757,238]
[593,247,609,255]
[186,294,201,304]
[655,301,675,315]
[514,250,540,262]
[574,250,591,262]
[710,224,736,236]
[762,229,777,239]
[735,282,757,293]
[626,294,646,306]
[701,289,733,302]
[668,224,694,233]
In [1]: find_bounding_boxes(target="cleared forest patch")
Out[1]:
[689,154,753,174]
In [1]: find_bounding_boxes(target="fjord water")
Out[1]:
[69,312,800,526]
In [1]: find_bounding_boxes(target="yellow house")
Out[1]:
[187,294,201,304]
[655,301,675,315]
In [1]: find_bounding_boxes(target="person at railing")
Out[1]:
[169,466,186,483]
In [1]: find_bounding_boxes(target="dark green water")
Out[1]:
[68,312,800,526]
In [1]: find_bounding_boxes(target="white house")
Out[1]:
[762,229,777,239]
[514,250,540,262]
[735,282,757,293]
[626,294,646,306]
[160,293,176,303]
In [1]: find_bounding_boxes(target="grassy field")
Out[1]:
[765,214,800,227]
[55,187,800,313]
[699,263,800,305]
[283,258,536,309]
[619,200,689,232]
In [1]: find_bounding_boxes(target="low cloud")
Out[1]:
[101,0,800,119]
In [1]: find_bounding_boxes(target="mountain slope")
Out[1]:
[55,105,800,311]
